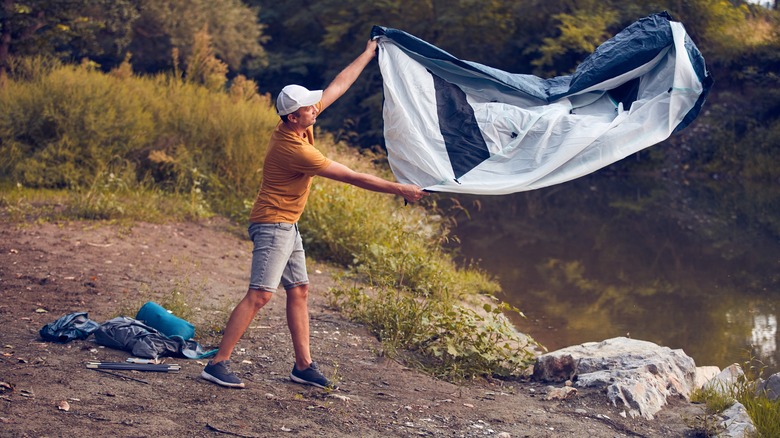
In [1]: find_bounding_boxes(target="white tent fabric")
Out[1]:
[373,13,712,195]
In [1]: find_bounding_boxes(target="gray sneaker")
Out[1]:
[201,360,245,388]
[290,362,337,389]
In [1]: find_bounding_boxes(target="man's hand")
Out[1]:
[398,184,427,204]
[365,39,378,58]
[321,39,381,111]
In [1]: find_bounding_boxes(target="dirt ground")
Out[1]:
[0,217,707,437]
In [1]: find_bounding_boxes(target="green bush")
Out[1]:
[0,63,154,187]
[0,60,277,217]
[328,276,539,381]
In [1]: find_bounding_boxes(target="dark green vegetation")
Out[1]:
[2,1,780,180]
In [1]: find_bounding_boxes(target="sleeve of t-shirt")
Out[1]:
[288,144,332,175]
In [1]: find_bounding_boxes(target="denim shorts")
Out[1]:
[247,222,308,292]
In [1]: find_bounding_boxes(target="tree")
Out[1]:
[129,0,267,73]
[0,0,137,74]
[532,2,619,75]
[185,25,228,92]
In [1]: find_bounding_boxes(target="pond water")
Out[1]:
[447,173,780,375]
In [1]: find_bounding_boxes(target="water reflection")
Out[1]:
[447,174,780,374]
[751,313,777,369]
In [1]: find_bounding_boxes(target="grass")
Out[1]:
[112,275,231,346]
[327,272,540,381]
[735,363,780,438]
[689,362,780,437]
[1,177,211,224]
[690,383,736,415]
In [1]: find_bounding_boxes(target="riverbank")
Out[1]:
[0,218,705,436]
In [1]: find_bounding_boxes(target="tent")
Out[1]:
[372,12,713,195]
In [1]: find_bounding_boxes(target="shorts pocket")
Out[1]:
[276,223,294,231]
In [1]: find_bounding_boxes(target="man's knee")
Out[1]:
[246,289,273,310]
[286,284,309,301]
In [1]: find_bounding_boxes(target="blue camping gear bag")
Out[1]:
[135,301,195,339]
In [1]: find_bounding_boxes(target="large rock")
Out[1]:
[718,402,757,438]
[756,372,780,401]
[703,363,743,393]
[695,366,721,389]
[532,337,697,420]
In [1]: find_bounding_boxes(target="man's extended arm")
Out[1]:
[317,161,427,204]
[320,39,378,111]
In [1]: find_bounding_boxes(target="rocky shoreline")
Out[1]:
[532,337,775,437]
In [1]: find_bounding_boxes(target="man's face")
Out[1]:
[291,105,318,128]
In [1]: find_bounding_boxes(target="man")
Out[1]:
[201,39,427,389]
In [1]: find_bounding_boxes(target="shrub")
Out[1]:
[0,60,279,218]
[328,276,539,381]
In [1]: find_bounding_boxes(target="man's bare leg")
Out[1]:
[211,289,272,363]
[286,284,336,389]
[285,284,312,370]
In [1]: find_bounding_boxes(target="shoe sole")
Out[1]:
[290,373,333,389]
[201,370,245,388]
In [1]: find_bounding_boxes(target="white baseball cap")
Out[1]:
[276,84,323,116]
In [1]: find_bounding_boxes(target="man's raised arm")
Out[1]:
[320,39,378,111]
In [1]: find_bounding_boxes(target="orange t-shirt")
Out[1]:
[249,102,332,224]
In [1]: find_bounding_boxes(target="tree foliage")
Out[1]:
[1,0,268,75]
[3,0,779,180]
[0,0,137,71]
[533,2,620,75]
[129,0,268,73]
